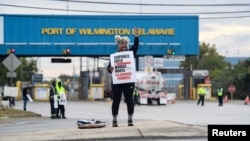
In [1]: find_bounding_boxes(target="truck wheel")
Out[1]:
[157,99,160,105]
[148,99,152,105]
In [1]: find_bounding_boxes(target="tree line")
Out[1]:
[180,42,250,100]
[1,42,249,99]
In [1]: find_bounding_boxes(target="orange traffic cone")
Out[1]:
[224,95,228,103]
[244,96,249,105]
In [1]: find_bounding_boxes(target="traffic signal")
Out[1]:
[62,48,70,55]
[167,49,175,55]
[171,50,176,55]
[51,58,72,63]
[7,48,15,54]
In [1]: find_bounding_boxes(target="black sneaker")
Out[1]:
[128,120,134,126]
[112,120,118,127]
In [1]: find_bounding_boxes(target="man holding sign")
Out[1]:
[107,27,139,127]
[22,87,33,111]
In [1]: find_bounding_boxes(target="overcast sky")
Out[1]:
[1,0,250,80]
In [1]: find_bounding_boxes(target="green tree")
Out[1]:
[0,62,9,86]
[231,58,250,99]
[180,42,231,95]
[18,58,38,82]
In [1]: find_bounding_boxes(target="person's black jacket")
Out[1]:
[22,87,29,101]
[49,85,57,102]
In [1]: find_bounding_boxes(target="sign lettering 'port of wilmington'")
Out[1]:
[41,28,175,35]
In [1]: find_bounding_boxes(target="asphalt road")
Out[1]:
[0,99,249,140]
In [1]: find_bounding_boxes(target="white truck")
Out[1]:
[103,69,168,105]
[135,71,167,105]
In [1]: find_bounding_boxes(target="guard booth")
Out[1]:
[88,69,105,100]
[89,84,104,100]
[195,84,212,100]
[33,83,50,101]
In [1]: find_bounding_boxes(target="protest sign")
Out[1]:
[58,92,67,105]
[110,51,136,84]
[26,94,33,102]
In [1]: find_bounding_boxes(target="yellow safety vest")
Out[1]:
[133,89,139,96]
[198,87,206,95]
[217,88,223,96]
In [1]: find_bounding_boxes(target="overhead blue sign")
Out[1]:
[0,15,199,56]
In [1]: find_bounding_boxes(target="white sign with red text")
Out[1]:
[110,51,136,84]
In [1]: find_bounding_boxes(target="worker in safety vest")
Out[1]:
[56,80,67,119]
[133,88,140,106]
[217,86,224,106]
[197,85,206,106]
[49,80,58,119]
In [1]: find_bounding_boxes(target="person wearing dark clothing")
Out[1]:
[22,87,29,111]
[8,96,15,108]
[107,27,139,127]
[1,91,3,98]
[49,80,58,119]
[217,87,224,106]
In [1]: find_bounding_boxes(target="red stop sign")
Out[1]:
[228,85,236,93]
